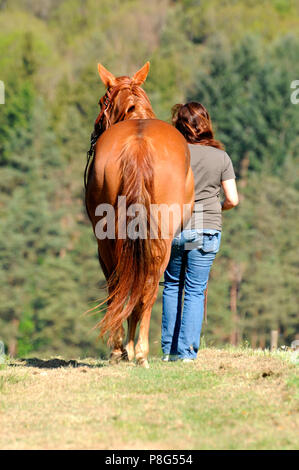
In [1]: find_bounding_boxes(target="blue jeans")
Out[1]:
[161,229,221,359]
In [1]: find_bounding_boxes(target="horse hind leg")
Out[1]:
[96,246,126,364]
[135,307,151,368]
[135,244,173,368]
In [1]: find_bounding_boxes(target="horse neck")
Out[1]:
[125,106,156,120]
[112,87,156,122]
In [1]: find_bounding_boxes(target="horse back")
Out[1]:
[86,119,190,215]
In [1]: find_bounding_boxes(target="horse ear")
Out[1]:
[98,63,116,88]
[132,61,150,86]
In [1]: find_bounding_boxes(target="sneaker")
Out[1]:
[181,358,195,363]
[162,354,179,362]
[169,355,179,362]
[162,354,170,362]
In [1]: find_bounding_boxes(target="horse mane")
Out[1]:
[102,77,156,130]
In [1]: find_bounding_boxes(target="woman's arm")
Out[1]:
[221,179,239,211]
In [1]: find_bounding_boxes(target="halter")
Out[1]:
[84,88,113,189]
[84,82,149,189]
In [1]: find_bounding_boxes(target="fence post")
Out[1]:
[271,330,278,351]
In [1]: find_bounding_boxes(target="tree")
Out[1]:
[189,35,299,175]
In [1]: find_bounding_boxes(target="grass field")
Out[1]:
[0,348,298,450]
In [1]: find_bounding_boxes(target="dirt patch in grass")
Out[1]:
[14,357,105,369]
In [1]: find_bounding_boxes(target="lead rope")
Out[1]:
[84,133,98,190]
[84,89,112,190]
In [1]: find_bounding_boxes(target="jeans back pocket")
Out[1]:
[202,232,221,253]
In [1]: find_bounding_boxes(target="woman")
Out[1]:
[161,102,239,362]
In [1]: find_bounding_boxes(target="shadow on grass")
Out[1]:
[10,358,107,369]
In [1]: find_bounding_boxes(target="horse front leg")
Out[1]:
[109,324,126,363]
[125,306,140,362]
[135,283,159,368]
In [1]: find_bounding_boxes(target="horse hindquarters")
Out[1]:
[98,133,168,353]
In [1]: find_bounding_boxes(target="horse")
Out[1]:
[85,62,194,368]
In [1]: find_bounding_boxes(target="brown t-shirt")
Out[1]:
[189,144,236,231]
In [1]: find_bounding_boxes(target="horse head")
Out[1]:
[93,62,155,137]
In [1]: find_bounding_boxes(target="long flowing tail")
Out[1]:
[99,134,167,344]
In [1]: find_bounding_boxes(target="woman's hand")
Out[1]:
[221,179,239,211]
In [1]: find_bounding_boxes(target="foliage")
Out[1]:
[190,35,299,174]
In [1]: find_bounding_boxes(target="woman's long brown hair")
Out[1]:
[172,102,224,150]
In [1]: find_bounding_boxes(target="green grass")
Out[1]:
[287,374,299,400]
[0,373,27,391]
[0,348,298,450]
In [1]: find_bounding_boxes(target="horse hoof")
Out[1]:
[137,358,150,369]
[124,348,135,362]
[109,352,122,364]
[120,349,129,362]
[109,357,120,365]
[110,349,132,365]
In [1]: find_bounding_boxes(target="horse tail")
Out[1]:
[99,133,167,344]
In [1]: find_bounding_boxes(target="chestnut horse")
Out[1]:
[85,62,194,367]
